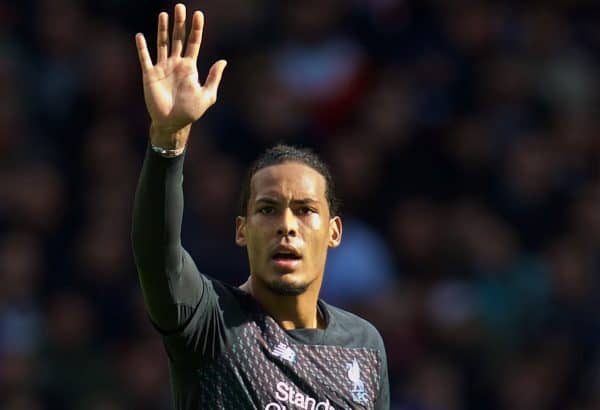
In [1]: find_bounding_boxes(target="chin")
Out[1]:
[264,273,310,296]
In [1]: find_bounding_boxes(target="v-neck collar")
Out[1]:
[237,287,335,346]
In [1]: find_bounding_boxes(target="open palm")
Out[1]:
[135,4,226,133]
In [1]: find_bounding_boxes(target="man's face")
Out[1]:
[235,161,342,296]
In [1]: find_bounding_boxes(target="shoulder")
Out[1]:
[321,301,386,353]
[206,276,250,303]
[197,276,258,326]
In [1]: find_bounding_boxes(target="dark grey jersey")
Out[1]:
[132,147,390,410]
[165,275,388,409]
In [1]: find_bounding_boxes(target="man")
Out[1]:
[132,4,389,409]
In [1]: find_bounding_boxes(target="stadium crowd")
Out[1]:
[1,0,599,408]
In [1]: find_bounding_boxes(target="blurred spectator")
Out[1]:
[39,292,114,407]
[401,357,464,410]
[2,162,66,235]
[321,216,397,307]
[0,231,43,356]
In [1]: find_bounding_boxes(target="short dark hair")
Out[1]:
[239,144,339,216]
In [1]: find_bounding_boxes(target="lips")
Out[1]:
[271,245,302,261]
[270,245,303,272]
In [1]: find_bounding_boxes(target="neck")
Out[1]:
[240,277,325,330]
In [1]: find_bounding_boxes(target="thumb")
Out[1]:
[204,60,227,97]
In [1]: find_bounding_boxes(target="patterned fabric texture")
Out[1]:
[172,311,382,409]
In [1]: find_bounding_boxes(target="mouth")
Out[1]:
[271,246,302,271]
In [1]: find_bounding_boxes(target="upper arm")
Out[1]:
[137,248,204,332]
[374,332,390,409]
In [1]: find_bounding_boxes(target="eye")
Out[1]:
[259,206,275,215]
[299,206,316,215]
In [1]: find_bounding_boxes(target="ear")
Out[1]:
[328,216,342,248]
[235,216,247,247]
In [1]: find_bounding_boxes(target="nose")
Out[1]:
[277,207,298,237]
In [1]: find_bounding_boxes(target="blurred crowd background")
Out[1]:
[1,0,599,409]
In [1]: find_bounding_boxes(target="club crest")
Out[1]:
[346,359,369,404]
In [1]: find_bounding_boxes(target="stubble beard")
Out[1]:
[265,279,309,296]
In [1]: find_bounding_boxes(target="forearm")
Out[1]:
[131,144,202,330]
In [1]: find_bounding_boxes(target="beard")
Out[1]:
[266,280,309,296]
[260,274,311,296]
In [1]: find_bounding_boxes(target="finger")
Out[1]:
[184,11,204,60]
[204,60,227,97]
[135,33,153,73]
[156,12,169,63]
[171,3,186,57]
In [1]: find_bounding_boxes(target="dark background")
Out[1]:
[1,0,599,409]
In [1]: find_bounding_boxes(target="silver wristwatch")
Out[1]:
[151,144,186,158]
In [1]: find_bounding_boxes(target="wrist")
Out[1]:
[151,144,186,158]
[149,123,191,151]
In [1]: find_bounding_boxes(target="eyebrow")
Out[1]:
[254,197,320,205]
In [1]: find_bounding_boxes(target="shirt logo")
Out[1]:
[272,343,296,364]
[346,359,369,404]
[265,382,334,410]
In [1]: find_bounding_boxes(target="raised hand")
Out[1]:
[135,3,227,149]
